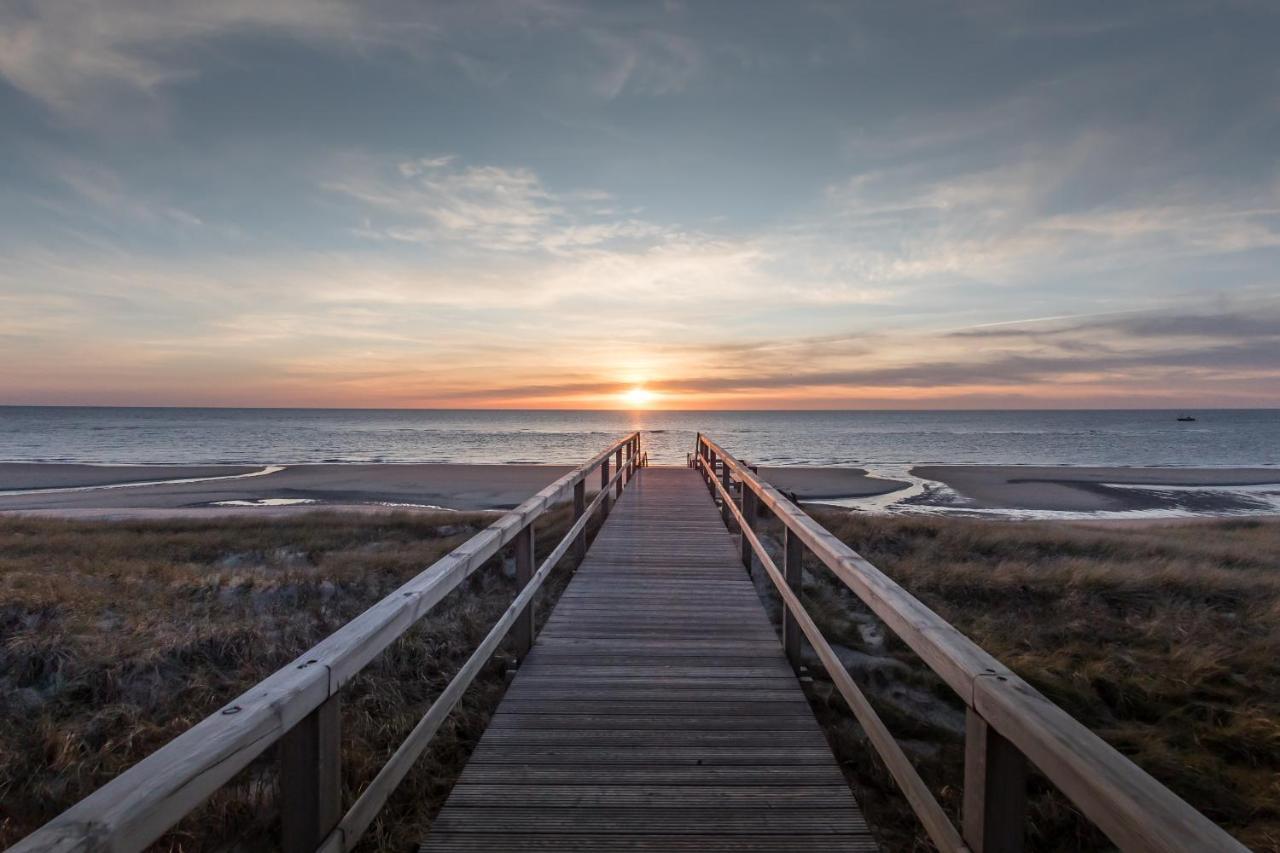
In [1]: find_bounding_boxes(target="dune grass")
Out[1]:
[5,508,1277,851]
[0,509,589,850]
[787,512,1280,852]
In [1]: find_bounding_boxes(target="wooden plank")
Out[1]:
[424,834,878,852]
[444,784,855,807]
[455,765,850,785]
[430,808,868,834]
[422,467,872,852]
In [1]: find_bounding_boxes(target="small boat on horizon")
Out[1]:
[1177,415,1197,422]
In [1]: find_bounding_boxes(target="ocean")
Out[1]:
[0,407,1276,469]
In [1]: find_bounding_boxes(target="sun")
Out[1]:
[621,386,655,408]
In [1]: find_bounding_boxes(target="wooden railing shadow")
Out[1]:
[11,434,645,853]
[693,432,1250,853]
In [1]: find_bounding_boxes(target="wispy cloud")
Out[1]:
[0,0,366,123]
[326,154,672,255]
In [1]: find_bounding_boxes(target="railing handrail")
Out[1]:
[695,433,1250,853]
[14,432,643,853]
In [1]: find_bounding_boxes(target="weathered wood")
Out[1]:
[964,708,1027,853]
[719,458,734,531]
[615,448,624,498]
[699,455,966,853]
[697,435,1253,853]
[782,526,804,669]
[280,693,341,853]
[513,523,535,658]
[601,456,611,518]
[573,480,586,560]
[10,433,639,853]
[421,467,872,852]
[317,472,625,853]
[739,487,756,569]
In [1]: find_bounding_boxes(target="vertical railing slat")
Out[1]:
[573,480,586,561]
[513,523,536,658]
[782,527,804,669]
[964,708,1028,853]
[280,693,342,853]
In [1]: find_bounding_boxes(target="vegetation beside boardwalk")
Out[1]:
[788,512,1280,852]
[0,510,586,850]
[3,509,1277,851]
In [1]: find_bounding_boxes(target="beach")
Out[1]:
[2,460,1278,518]
[913,465,1280,514]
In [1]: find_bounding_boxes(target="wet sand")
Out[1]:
[3,462,1277,518]
[912,465,1280,513]
[759,466,909,499]
[0,463,263,490]
[0,463,575,514]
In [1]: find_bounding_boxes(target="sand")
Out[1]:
[3,462,1276,518]
[0,463,263,490]
[913,465,1280,513]
[758,466,909,499]
[0,463,575,514]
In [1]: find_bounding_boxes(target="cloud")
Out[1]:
[0,0,364,122]
[584,28,702,99]
[326,153,684,256]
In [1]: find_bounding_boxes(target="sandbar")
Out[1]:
[912,465,1280,513]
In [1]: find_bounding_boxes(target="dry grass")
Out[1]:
[0,508,590,851]
[6,507,1277,851]
[789,512,1280,852]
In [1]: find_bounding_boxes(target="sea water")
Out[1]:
[0,406,1275,468]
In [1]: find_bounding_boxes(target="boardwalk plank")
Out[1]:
[420,467,872,851]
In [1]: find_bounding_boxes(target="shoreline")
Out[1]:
[1,461,1278,519]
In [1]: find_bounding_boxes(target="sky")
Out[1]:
[1,0,1278,410]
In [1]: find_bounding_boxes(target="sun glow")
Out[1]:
[622,386,655,408]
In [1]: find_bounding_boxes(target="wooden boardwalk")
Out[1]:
[422,466,874,852]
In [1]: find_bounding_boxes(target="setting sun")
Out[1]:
[622,386,655,408]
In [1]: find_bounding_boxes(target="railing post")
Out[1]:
[740,487,756,570]
[719,459,734,531]
[573,480,586,561]
[782,527,804,669]
[748,464,761,521]
[601,457,611,518]
[513,523,535,658]
[279,693,341,853]
[615,448,624,499]
[964,708,1028,853]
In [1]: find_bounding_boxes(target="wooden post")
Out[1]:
[615,448,624,499]
[513,523,535,658]
[573,479,586,561]
[279,693,341,853]
[964,708,1028,853]
[740,487,756,571]
[782,527,804,669]
[720,460,734,531]
[601,457,611,518]
[748,464,761,521]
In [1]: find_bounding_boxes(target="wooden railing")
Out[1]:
[13,433,646,853]
[693,433,1251,853]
